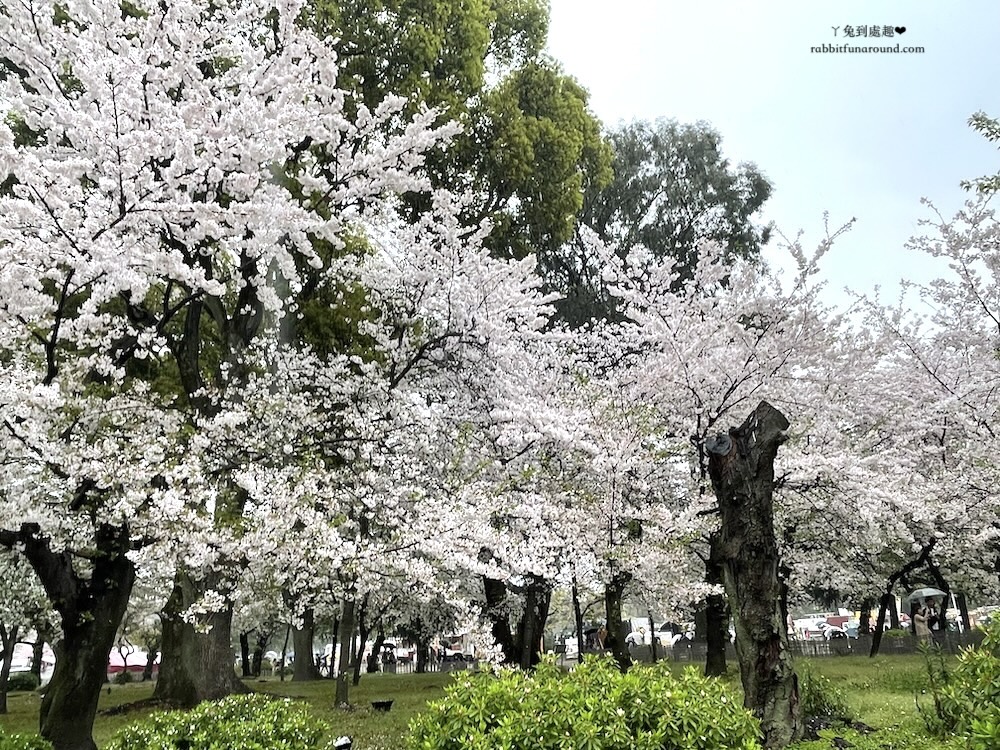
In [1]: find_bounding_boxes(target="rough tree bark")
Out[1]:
[239,631,253,677]
[0,523,136,750]
[482,575,516,664]
[0,623,18,714]
[705,401,800,749]
[604,569,632,671]
[514,574,552,669]
[153,571,248,707]
[704,532,730,677]
[292,608,323,681]
[334,598,355,705]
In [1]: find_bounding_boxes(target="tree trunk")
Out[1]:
[366,630,386,675]
[239,631,252,677]
[153,571,247,707]
[870,592,891,656]
[415,634,430,673]
[647,611,659,663]
[28,617,54,682]
[1,524,137,750]
[860,606,872,635]
[604,569,631,671]
[334,598,355,705]
[888,594,900,629]
[0,623,19,714]
[515,575,552,669]
[279,623,291,681]
[956,592,971,631]
[251,630,268,677]
[706,401,800,749]
[482,576,516,664]
[571,576,586,664]
[352,595,371,686]
[704,532,729,677]
[142,644,159,683]
[292,608,323,681]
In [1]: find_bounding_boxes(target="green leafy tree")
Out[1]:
[558,117,773,326]
[305,0,612,280]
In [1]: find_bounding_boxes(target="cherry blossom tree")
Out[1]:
[0,0,466,744]
[863,197,1000,616]
[0,549,50,713]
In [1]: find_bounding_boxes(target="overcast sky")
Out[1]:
[545,0,1000,310]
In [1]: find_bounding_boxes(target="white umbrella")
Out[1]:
[906,587,947,602]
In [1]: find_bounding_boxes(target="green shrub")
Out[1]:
[881,629,908,639]
[105,693,330,750]
[919,618,1000,750]
[797,663,852,721]
[0,726,51,750]
[407,654,761,750]
[112,670,133,685]
[5,672,40,692]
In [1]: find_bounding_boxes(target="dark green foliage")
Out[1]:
[918,619,1000,749]
[105,693,330,750]
[559,117,772,326]
[796,663,852,721]
[407,654,762,749]
[466,60,612,266]
[301,0,611,291]
[112,670,134,685]
[4,672,40,692]
[0,726,51,750]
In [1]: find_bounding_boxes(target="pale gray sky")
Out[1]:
[545,0,1000,309]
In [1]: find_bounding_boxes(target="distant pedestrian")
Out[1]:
[914,607,931,640]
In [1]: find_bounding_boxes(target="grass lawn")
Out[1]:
[0,654,957,749]
[0,673,454,749]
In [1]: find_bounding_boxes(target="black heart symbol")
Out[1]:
[895,26,906,34]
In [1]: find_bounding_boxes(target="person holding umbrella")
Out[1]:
[913,606,931,641]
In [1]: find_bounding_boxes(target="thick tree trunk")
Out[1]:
[142,644,159,683]
[604,569,632,671]
[704,533,729,677]
[0,623,18,714]
[334,598,355,705]
[2,524,137,750]
[482,576,517,664]
[292,608,323,681]
[153,571,247,707]
[706,401,800,749]
[366,630,386,674]
[515,575,552,669]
